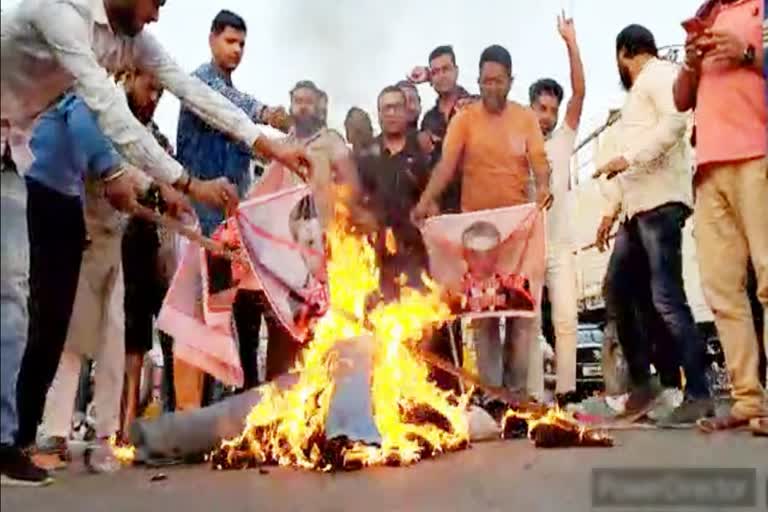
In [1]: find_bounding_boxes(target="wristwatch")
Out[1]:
[741,44,756,66]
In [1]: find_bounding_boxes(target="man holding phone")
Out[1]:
[673,0,767,434]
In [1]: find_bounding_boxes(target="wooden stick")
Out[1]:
[414,347,547,413]
[579,232,617,252]
[133,206,241,261]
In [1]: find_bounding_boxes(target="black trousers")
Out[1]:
[16,179,86,447]
[604,204,708,398]
[122,217,175,410]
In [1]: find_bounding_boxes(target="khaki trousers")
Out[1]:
[694,157,768,419]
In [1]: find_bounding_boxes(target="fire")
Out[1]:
[502,407,613,448]
[214,210,470,471]
[108,435,136,465]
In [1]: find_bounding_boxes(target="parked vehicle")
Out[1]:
[576,323,605,395]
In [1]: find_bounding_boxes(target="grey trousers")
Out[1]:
[472,316,537,393]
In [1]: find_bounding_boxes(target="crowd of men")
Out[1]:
[1,0,766,488]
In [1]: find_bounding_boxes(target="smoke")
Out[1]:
[269,0,411,131]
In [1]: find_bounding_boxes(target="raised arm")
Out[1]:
[558,13,586,130]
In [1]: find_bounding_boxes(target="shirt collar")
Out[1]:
[431,85,470,109]
[206,61,234,86]
[376,132,419,158]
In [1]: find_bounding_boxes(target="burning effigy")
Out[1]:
[131,189,611,472]
[211,192,472,471]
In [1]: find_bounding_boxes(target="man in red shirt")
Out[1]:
[674,0,767,433]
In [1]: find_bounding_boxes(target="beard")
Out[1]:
[293,115,323,138]
[127,96,154,125]
[619,65,633,91]
[109,5,142,37]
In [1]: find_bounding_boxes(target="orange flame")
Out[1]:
[108,435,136,465]
[216,208,470,471]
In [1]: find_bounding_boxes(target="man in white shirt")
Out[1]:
[0,0,308,206]
[0,0,308,486]
[594,25,713,427]
[526,13,585,405]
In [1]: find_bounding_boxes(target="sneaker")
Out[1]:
[617,380,663,420]
[656,397,715,429]
[647,388,684,421]
[0,445,53,487]
[84,439,121,474]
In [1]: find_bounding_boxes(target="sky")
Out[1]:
[1,0,701,147]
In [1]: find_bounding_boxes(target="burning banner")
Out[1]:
[156,235,244,388]
[147,193,610,471]
[235,186,329,343]
[421,203,547,319]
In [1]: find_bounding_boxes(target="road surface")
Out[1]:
[2,431,766,512]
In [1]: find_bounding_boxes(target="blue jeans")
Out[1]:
[605,203,710,399]
[0,170,29,445]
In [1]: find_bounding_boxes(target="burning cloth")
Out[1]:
[235,186,329,342]
[156,235,244,387]
[421,203,546,319]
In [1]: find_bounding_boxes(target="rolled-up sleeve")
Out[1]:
[598,178,623,219]
[32,2,183,183]
[134,32,263,148]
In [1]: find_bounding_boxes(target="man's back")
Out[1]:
[26,95,119,198]
[443,100,547,212]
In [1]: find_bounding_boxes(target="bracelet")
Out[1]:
[103,166,126,183]
[175,172,193,194]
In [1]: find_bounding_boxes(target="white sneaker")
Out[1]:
[647,388,684,421]
[84,439,120,474]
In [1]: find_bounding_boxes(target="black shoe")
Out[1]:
[0,445,53,487]
[619,380,663,420]
[555,391,582,408]
[656,397,715,429]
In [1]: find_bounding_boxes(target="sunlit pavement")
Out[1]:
[2,431,766,512]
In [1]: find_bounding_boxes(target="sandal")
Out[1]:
[696,415,749,433]
[749,418,768,437]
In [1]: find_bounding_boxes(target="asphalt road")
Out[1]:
[2,431,766,512]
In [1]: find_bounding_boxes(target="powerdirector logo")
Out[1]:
[592,468,757,508]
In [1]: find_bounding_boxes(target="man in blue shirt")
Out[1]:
[7,74,185,484]
[177,9,289,236]
[175,10,290,406]
[5,94,121,484]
